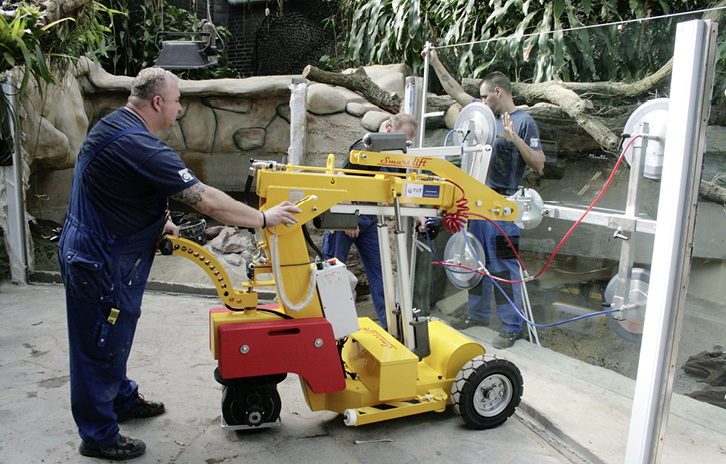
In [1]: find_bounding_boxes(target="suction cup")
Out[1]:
[511,188,544,230]
[443,230,485,290]
[453,103,497,147]
[622,98,669,180]
[602,268,650,344]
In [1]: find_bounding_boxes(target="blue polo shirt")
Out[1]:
[487,108,542,192]
[79,108,200,236]
[470,100,542,192]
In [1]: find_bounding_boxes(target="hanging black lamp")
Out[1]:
[154,19,220,69]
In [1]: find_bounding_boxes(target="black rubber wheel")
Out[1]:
[451,356,523,429]
[221,385,282,427]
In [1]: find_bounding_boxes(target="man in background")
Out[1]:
[425,48,545,348]
[322,113,419,331]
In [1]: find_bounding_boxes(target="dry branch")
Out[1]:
[302,65,402,114]
[700,180,726,205]
[514,81,621,150]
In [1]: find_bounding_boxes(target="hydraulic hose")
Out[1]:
[270,233,317,312]
[302,224,326,263]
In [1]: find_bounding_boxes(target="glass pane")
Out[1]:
[417,9,725,462]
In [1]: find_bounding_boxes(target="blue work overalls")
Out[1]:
[467,219,523,333]
[58,128,165,449]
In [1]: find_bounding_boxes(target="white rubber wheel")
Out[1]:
[343,409,357,426]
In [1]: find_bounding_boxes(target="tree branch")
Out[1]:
[513,81,621,150]
[302,65,402,114]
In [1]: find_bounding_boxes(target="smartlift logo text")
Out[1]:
[378,156,430,170]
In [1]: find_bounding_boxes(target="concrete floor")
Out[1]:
[1,281,725,463]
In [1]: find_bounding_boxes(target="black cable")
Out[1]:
[302,223,326,263]
[243,169,255,206]
[337,337,357,379]
[243,162,257,235]
[616,133,631,154]
[224,304,294,319]
[256,307,294,319]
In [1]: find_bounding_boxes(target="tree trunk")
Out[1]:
[41,0,94,24]
[302,65,402,114]
[700,180,726,205]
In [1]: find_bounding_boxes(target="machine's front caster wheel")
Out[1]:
[221,385,282,427]
[343,408,357,426]
[451,356,523,429]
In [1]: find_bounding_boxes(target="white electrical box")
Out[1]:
[314,261,360,339]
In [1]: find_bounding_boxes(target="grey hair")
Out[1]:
[386,113,419,132]
[130,68,179,101]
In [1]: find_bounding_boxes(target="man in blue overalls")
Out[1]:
[59,67,301,460]
[425,49,546,349]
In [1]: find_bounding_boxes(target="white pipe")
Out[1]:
[1,72,28,283]
[270,234,317,311]
[418,42,431,149]
[288,78,307,166]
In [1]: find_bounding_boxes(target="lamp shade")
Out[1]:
[154,40,218,69]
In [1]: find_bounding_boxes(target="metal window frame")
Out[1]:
[625,19,718,464]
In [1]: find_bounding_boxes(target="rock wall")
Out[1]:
[20,58,413,223]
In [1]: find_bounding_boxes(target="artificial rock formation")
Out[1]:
[17,58,412,223]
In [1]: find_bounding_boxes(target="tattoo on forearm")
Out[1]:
[171,183,205,205]
[441,75,456,91]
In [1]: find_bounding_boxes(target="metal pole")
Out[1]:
[377,220,399,339]
[403,76,423,147]
[404,76,423,306]
[393,196,415,349]
[1,73,29,283]
[417,42,431,149]
[624,19,717,463]
[519,266,539,346]
[611,123,649,316]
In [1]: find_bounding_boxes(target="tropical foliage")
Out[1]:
[98,0,239,79]
[0,1,119,166]
[0,1,118,95]
[333,0,718,83]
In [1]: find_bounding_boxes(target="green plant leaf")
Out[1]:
[553,0,565,19]
[582,0,592,15]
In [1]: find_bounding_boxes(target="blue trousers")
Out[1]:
[64,293,141,447]
[322,215,387,329]
[60,215,159,448]
[59,127,162,448]
[467,219,523,333]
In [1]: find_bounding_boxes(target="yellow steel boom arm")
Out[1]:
[256,152,518,238]
[159,235,258,310]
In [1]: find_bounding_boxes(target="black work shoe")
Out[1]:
[493,330,523,349]
[451,317,489,330]
[117,394,165,423]
[79,436,146,460]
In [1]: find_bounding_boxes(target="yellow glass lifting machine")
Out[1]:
[159,134,525,430]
